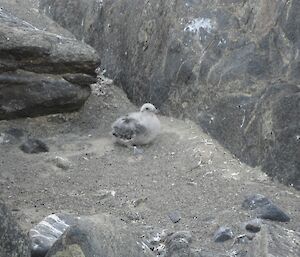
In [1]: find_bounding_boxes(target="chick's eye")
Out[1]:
[145,107,149,110]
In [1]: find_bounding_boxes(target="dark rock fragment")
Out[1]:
[20,138,49,154]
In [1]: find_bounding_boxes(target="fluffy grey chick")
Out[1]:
[111,103,160,146]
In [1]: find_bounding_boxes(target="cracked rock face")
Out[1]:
[0,200,30,257]
[39,0,300,189]
[0,8,100,120]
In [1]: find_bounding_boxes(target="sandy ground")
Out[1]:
[0,84,299,252]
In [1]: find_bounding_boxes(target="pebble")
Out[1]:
[5,128,24,139]
[133,146,144,155]
[245,218,262,233]
[131,197,147,207]
[164,231,192,255]
[0,133,6,144]
[168,210,181,223]
[20,139,49,154]
[48,156,71,170]
[213,226,234,242]
[242,194,290,222]
[124,211,143,221]
[0,128,25,145]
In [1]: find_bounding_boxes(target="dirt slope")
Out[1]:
[0,84,299,252]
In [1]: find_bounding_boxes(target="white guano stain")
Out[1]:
[184,18,213,33]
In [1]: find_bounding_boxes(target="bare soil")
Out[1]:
[0,85,299,252]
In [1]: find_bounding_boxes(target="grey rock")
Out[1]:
[164,231,192,257]
[242,194,290,222]
[245,219,262,233]
[62,73,98,87]
[5,127,25,139]
[133,146,144,155]
[20,138,49,154]
[213,226,234,242]
[0,199,30,257]
[131,228,193,257]
[257,203,291,222]
[168,210,181,223]
[123,210,143,222]
[45,214,153,257]
[47,156,71,170]
[0,10,99,75]
[0,8,100,120]
[0,129,24,145]
[30,213,76,257]
[247,223,300,257]
[0,71,91,120]
[242,194,271,210]
[0,133,10,144]
[40,0,300,189]
[130,197,148,208]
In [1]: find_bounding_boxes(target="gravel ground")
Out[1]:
[0,85,299,253]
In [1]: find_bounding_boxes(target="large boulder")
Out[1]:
[0,199,30,257]
[0,7,100,120]
[39,0,300,189]
[44,214,154,257]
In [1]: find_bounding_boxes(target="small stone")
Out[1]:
[213,226,234,242]
[96,189,115,200]
[242,194,270,210]
[233,234,251,244]
[133,146,144,155]
[5,128,24,139]
[245,233,255,240]
[48,156,71,170]
[124,211,143,221]
[164,231,192,256]
[0,133,6,144]
[20,139,49,154]
[0,128,25,145]
[131,197,147,207]
[245,219,262,233]
[168,210,181,223]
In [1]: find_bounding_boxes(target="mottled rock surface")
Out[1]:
[245,219,262,233]
[0,199,30,257]
[45,214,153,257]
[242,194,290,222]
[0,7,100,120]
[20,138,49,154]
[30,213,77,257]
[213,226,234,242]
[40,0,300,189]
